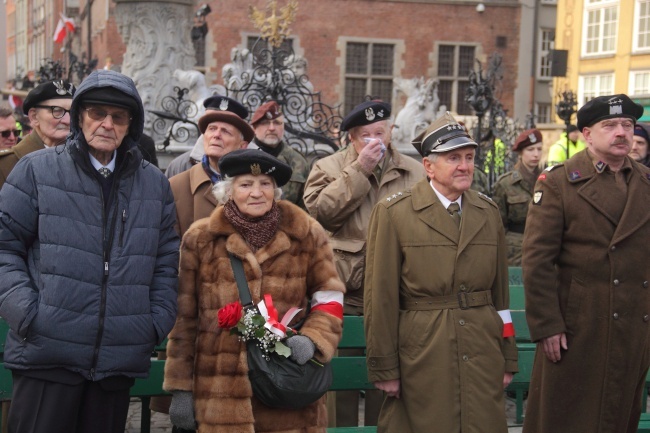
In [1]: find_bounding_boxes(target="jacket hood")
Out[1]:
[70,70,145,143]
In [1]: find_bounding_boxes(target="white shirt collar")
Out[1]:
[89,151,117,173]
[429,180,462,210]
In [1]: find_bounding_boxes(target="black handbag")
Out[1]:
[229,254,333,409]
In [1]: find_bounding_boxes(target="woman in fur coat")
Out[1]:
[163,149,345,433]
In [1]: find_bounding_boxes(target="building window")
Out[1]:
[536,103,551,124]
[630,71,650,95]
[538,29,554,79]
[579,73,614,106]
[541,0,557,4]
[583,1,618,56]
[436,44,475,115]
[634,0,650,52]
[343,42,395,114]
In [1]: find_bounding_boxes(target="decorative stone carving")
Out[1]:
[392,77,443,151]
[114,0,196,137]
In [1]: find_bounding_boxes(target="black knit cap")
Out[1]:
[218,148,293,187]
[23,80,76,114]
[577,94,644,131]
[79,87,139,113]
[340,100,391,131]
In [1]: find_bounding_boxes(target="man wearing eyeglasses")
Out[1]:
[522,94,650,433]
[0,106,19,150]
[0,80,75,189]
[0,69,179,433]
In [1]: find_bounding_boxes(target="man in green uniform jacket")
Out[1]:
[365,112,518,433]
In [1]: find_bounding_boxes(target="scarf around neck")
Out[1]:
[223,199,281,251]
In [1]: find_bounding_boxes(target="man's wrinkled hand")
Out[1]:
[375,379,401,399]
[541,332,567,363]
[357,138,384,173]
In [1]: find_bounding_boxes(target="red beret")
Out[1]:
[513,129,543,152]
[251,101,282,126]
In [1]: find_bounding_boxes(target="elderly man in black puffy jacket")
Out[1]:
[0,69,179,433]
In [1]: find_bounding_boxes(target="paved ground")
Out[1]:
[125,394,526,432]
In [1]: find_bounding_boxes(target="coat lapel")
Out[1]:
[612,165,650,244]
[411,180,459,244]
[189,164,218,207]
[457,191,488,256]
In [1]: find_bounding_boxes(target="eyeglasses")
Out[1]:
[33,105,71,119]
[84,107,132,126]
[0,129,20,138]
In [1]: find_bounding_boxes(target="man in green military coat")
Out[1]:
[364,112,518,433]
[0,80,75,189]
[522,94,650,433]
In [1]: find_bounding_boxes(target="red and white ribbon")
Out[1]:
[498,309,515,338]
[311,291,344,319]
[258,294,301,338]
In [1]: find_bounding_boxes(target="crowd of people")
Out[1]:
[0,69,648,433]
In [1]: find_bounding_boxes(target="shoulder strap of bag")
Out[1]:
[229,253,255,309]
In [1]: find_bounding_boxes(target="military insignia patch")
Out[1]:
[250,163,261,175]
[533,191,543,205]
[595,161,607,173]
[365,108,376,121]
[570,171,581,180]
[219,99,229,111]
[538,173,547,181]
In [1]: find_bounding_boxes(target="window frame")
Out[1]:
[578,73,615,106]
[629,70,650,96]
[634,0,650,53]
[434,42,478,115]
[581,0,619,57]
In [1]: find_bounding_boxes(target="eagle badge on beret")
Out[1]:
[365,108,376,122]
[608,97,623,115]
[219,99,229,111]
[529,132,538,143]
[53,80,74,96]
[251,163,262,176]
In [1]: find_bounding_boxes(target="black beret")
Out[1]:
[513,129,543,152]
[23,80,76,114]
[411,112,477,156]
[634,123,650,143]
[577,94,644,131]
[218,148,293,187]
[203,95,249,119]
[79,87,139,113]
[340,100,391,131]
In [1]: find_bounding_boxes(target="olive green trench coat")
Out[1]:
[365,179,518,433]
[522,150,650,433]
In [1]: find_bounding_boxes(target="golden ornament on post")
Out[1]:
[249,0,298,48]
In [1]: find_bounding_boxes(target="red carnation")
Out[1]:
[218,301,243,329]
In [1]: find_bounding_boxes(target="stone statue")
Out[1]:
[114,0,196,139]
[391,77,443,151]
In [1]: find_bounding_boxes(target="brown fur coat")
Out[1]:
[163,200,345,433]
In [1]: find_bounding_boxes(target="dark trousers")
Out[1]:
[8,373,131,433]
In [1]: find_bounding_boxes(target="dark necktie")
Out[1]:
[448,202,461,228]
[98,167,112,178]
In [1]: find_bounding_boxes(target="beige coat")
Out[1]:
[163,201,345,433]
[169,163,217,237]
[365,179,518,433]
[0,132,46,189]
[522,150,650,433]
[304,146,424,308]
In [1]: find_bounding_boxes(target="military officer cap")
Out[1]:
[411,112,478,156]
[577,94,644,131]
[218,148,292,187]
[513,128,543,152]
[23,80,76,114]
[198,95,254,142]
[251,101,282,126]
[340,100,391,131]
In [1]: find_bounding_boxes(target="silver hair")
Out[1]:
[212,175,283,204]
[348,118,393,139]
[426,153,439,163]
